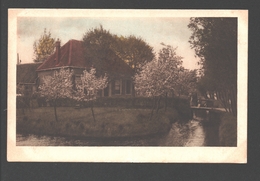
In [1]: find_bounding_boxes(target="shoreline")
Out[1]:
[16,127,171,142]
[16,107,180,142]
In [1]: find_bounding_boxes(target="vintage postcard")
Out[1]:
[8,9,247,162]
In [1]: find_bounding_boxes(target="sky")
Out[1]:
[17,16,200,70]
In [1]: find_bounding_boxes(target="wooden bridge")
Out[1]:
[190,106,226,122]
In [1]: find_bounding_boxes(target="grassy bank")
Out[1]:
[219,113,237,146]
[17,107,178,138]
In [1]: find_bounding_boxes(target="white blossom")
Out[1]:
[39,67,74,101]
[134,45,183,97]
[74,67,108,102]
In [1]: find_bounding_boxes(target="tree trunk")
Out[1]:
[90,101,96,122]
[53,99,58,122]
[218,91,228,112]
[224,90,231,113]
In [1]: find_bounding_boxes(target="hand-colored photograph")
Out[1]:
[8,9,247,162]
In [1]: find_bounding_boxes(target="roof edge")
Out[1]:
[17,62,42,65]
[36,66,89,72]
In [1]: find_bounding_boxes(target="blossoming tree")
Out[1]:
[74,68,108,121]
[39,67,74,122]
[134,44,183,118]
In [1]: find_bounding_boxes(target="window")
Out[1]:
[75,75,81,85]
[125,80,131,95]
[114,80,121,94]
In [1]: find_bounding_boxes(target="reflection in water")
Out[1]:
[16,120,220,146]
[160,120,205,146]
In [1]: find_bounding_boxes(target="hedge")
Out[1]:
[18,96,191,115]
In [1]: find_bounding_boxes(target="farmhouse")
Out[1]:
[36,39,134,97]
[17,62,42,97]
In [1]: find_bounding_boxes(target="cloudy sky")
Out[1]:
[17,16,200,70]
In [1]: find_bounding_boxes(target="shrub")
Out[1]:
[219,113,237,146]
[93,96,189,109]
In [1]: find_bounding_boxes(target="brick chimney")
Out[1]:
[55,39,61,65]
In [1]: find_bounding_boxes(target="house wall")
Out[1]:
[105,78,134,98]
[37,70,55,85]
[37,67,134,97]
[37,67,84,85]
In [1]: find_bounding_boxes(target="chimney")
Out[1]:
[55,39,61,65]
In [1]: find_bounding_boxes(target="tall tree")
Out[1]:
[82,26,155,74]
[82,26,118,73]
[39,68,74,122]
[175,69,197,96]
[116,35,155,73]
[74,68,108,122]
[188,18,237,116]
[33,28,56,62]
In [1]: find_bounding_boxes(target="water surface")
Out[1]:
[17,119,220,146]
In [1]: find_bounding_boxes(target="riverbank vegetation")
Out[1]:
[188,18,237,117]
[17,107,179,138]
[219,113,237,146]
[188,18,238,146]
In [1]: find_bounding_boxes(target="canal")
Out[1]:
[16,119,220,146]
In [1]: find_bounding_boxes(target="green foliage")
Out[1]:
[116,35,155,73]
[219,113,237,146]
[188,18,237,116]
[188,17,237,88]
[176,69,197,96]
[33,28,56,62]
[82,25,155,73]
[82,26,117,72]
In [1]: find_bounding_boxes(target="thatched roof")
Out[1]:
[17,62,42,84]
